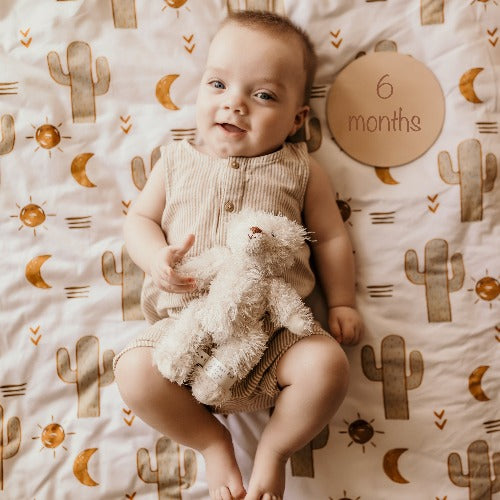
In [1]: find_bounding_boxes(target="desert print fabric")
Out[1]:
[0,1,499,499]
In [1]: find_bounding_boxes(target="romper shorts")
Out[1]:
[113,309,330,414]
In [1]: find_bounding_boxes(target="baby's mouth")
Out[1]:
[219,123,246,134]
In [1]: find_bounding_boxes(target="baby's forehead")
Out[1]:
[211,21,304,57]
[208,24,306,74]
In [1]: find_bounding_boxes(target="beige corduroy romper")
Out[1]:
[113,140,329,413]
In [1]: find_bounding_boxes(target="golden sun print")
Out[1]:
[32,416,76,459]
[25,118,71,158]
[468,270,499,309]
[10,196,56,236]
[161,0,191,16]
[470,0,498,8]
[339,413,385,453]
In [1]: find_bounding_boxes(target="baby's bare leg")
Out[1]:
[245,335,349,500]
[114,347,246,500]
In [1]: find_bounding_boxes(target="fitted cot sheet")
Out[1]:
[0,1,499,499]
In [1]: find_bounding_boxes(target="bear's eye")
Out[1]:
[271,232,276,237]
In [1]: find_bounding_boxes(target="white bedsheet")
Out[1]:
[0,1,498,499]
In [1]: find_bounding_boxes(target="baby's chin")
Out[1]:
[197,137,283,159]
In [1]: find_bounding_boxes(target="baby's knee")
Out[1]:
[310,337,349,385]
[114,347,156,408]
[279,335,350,390]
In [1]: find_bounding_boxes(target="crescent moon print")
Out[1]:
[459,68,484,103]
[468,365,490,401]
[73,448,99,486]
[71,153,96,187]
[375,167,399,185]
[25,255,52,288]
[156,74,180,110]
[383,448,409,484]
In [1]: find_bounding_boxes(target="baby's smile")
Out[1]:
[218,122,247,135]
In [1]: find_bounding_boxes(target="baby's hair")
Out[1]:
[220,10,317,104]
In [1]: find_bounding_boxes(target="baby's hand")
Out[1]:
[151,234,197,293]
[328,306,363,345]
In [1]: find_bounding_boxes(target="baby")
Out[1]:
[114,10,363,500]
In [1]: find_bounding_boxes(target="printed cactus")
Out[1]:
[0,115,14,156]
[112,0,137,28]
[361,335,423,420]
[131,146,161,190]
[438,138,497,222]
[102,245,144,321]
[291,425,329,477]
[227,0,284,14]
[405,238,464,322]
[56,336,115,418]
[47,41,110,123]
[0,405,20,491]
[420,0,444,25]
[137,437,197,500]
[448,440,500,500]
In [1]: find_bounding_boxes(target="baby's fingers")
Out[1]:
[171,234,195,262]
[167,267,196,286]
[329,316,343,343]
[338,318,360,345]
[154,266,196,293]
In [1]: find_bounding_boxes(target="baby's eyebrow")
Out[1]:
[204,66,226,75]
[255,78,284,89]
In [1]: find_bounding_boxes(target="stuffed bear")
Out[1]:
[153,209,315,407]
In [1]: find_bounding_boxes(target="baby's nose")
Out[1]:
[224,92,248,115]
[250,226,262,234]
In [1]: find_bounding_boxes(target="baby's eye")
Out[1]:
[255,91,273,101]
[210,80,225,90]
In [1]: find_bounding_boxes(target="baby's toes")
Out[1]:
[210,485,232,500]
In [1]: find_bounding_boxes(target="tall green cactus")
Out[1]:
[405,238,464,323]
[0,115,14,156]
[291,425,329,477]
[438,139,497,222]
[361,335,423,420]
[56,336,114,418]
[0,405,20,491]
[102,245,144,321]
[448,440,500,500]
[137,437,197,500]
[47,41,110,123]
[131,146,161,190]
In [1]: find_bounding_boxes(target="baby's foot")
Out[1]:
[201,433,246,500]
[245,448,286,500]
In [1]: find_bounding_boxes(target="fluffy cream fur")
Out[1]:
[153,210,315,407]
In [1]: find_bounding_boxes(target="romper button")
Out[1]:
[230,160,239,169]
[224,201,235,212]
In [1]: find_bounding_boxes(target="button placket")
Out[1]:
[220,158,245,219]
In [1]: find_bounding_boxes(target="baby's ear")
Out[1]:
[289,105,309,137]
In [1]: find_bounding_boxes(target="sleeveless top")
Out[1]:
[141,140,316,323]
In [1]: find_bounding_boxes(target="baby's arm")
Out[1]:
[303,156,363,344]
[124,160,196,293]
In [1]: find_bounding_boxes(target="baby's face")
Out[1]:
[195,23,308,158]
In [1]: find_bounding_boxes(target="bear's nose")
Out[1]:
[250,226,262,234]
